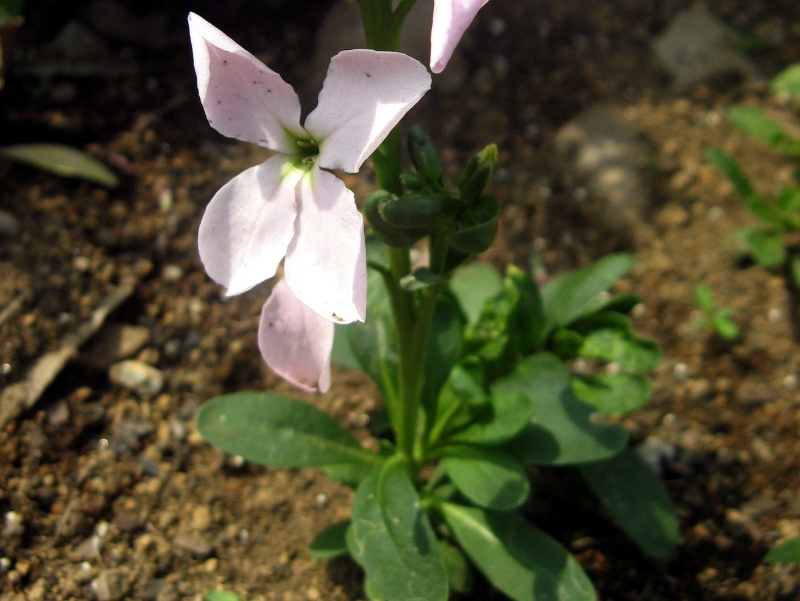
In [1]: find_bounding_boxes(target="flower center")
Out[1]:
[296,138,320,164]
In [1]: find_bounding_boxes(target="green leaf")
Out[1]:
[449,261,503,324]
[571,373,652,415]
[500,354,628,465]
[541,254,636,338]
[330,326,362,371]
[776,187,800,225]
[693,284,716,312]
[309,521,351,560]
[578,448,679,558]
[343,244,399,407]
[744,227,785,268]
[727,105,790,150]
[350,459,448,601]
[440,503,597,601]
[447,387,534,446]
[711,309,741,342]
[441,446,530,511]
[205,592,242,601]
[195,392,375,468]
[421,293,467,435]
[772,63,800,99]
[578,329,663,372]
[437,540,474,593]
[399,268,448,291]
[506,265,545,354]
[0,143,119,187]
[706,149,780,224]
[765,535,800,563]
[0,0,24,24]
[448,196,500,253]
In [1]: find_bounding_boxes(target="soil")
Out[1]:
[2,1,800,600]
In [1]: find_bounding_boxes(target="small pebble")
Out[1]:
[108,360,164,395]
[0,209,20,236]
[172,532,213,558]
[92,569,130,601]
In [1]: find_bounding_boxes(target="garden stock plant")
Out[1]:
[188,2,678,600]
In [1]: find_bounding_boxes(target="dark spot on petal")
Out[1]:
[365,72,371,78]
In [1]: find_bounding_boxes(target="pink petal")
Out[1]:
[258,279,334,393]
[284,168,367,323]
[198,155,304,296]
[305,50,431,173]
[188,12,303,152]
[430,0,490,73]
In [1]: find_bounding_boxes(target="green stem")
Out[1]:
[358,0,439,470]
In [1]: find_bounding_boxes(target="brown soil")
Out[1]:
[2,1,800,600]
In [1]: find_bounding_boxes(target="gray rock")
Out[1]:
[653,8,761,88]
[555,103,650,234]
[108,360,164,395]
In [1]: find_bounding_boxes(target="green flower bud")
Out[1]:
[457,143,498,205]
[364,190,428,247]
[407,125,444,187]
[379,194,459,229]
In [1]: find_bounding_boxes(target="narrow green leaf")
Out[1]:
[441,446,530,510]
[195,392,375,468]
[0,143,119,187]
[500,354,628,465]
[309,521,351,560]
[441,503,597,601]
[727,105,790,150]
[541,254,636,338]
[205,591,242,601]
[765,535,800,564]
[449,261,503,324]
[578,448,679,558]
[706,149,780,224]
[350,459,448,601]
[571,373,652,414]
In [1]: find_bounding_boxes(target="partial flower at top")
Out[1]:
[188,13,430,392]
[430,0,491,73]
[188,12,431,326]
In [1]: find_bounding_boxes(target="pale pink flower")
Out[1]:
[430,0,491,73]
[188,13,430,391]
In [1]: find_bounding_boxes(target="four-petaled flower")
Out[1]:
[188,13,430,391]
[430,0,491,73]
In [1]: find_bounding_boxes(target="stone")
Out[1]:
[108,360,164,395]
[0,209,20,236]
[91,569,130,601]
[653,8,761,88]
[81,323,150,369]
[555,103,650,236]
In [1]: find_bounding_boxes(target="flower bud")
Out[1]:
[379,194,458,229]
[364,190,428,247]
[407,125,444,187]
[457,143,498,205]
